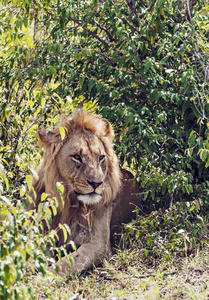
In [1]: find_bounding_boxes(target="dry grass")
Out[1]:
[27,245,209,300]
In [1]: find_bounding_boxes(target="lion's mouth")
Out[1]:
[75,191,102,205]
[75,191,96,196]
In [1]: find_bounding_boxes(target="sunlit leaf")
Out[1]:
[59,127,66,140]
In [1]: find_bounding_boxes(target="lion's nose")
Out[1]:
[87,180,103,190]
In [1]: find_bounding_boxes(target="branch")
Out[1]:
[169,192,174,209]
[33,17,37,43]
[20,119,39,138]
[68,17,114,50]
[67,20,140,74]
[135,270,177,278]
[69,48,117,67]
[186,0,199,51]
[186,0,209,121]
[120,17,149,42]
[69,17,125,57]
[87,27,116,50]
[94,21,119,43]
[126,0,137,16]
[0,6,19,14]
[139,0,157,17]
[120,17,140,34]
[185,0,198,18]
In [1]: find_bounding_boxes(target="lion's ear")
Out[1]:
[101,118,114,142]
[38,128,61,144]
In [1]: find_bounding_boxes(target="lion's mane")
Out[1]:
[31,109,121,239]
[29,110,142,275]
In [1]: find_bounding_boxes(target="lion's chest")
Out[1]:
[67,216,95,249]
[73,228,90,247]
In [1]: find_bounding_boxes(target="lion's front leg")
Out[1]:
[51,205,112,277]
[54,239,111,276]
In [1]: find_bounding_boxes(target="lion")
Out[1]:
[29,110,140,276]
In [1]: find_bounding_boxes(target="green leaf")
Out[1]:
[56,182,64,193]
[200,149,208,162]
[41,192,48,202]
[29,100,34,108]
[88,79,95,91]
[31,168,39,181]
[20,185,26,197]
[206,159,209,168]
[63,223,71,238]
[144,249,149,257]
[59,127,66,140]
[0,163,9,190]
[59,223,67,243]
[49,200,57,216]
[26,175,32,191]
[185,184,193,194]
[1,195,11,205]
[188,131,196,147]
[79,76,85,86]
[70,240,76,251]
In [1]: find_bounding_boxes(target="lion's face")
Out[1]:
[37,110,121,208]
[56,131,108,205]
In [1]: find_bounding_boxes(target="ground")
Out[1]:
[27,244,209,300]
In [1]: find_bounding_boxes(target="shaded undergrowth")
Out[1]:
[27,203,209,299]
[27,243,209,300]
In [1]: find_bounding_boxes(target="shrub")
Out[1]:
[0,164,73,299]
[126,199,209,261]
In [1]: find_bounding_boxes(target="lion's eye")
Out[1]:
[72,154,82,163]
[99,155,105,162]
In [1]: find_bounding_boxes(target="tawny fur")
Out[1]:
[29,110,123,276]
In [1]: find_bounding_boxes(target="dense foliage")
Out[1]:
[126,200,208,261]
[0,0,209,298]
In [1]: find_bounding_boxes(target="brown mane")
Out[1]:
[31,110,121,224]
[29,110,141,276]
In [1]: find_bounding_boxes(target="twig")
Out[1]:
[126,0,137,16]
[68,48,116,66]
[87,27,117,50]
[139,0,157,17]
[68,17,125,56]
[186,0,199,53]
[103,270,177,281]
[0,6,19,13]
[169,192,174,209]
[95,21,119,42]
[68,293,80,300]
[186,0,209,121]
[20,119,39,138]
[33,17,37,43]
[120,17,149,42]
[134,270,177,278]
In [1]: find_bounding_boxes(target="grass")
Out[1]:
[27,243,209,300]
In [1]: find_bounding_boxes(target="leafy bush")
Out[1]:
[0,0,209,297]
[0,164,73,299]
[126,200,209,261]
[1,0,208,208]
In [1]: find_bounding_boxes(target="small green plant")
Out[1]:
[126,200,209,261]
[0,163,73,300]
